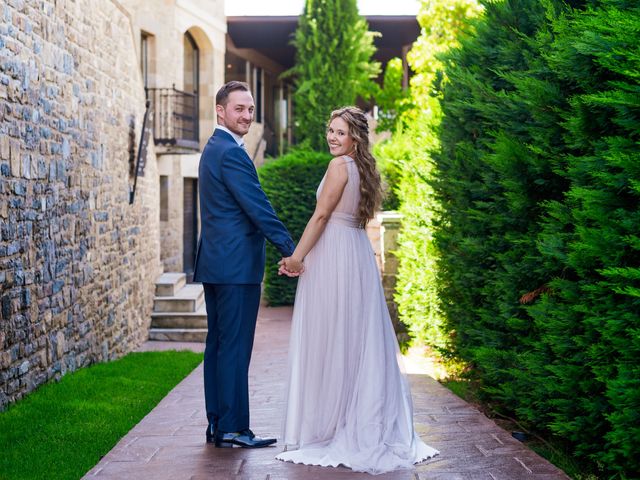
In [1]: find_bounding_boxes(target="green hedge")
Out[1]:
[259,149,331,305]
[375,0,481,354]
[373,139,403,211]
[375,130,446,349]
[430,0,639,475]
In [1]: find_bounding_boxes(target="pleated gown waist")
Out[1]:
[328,211,362,229]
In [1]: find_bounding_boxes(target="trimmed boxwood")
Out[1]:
[258,149,331,305]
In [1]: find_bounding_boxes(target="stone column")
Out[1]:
[375,212,405,336]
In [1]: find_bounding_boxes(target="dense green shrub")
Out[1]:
[377,128,444,346]
[530,2,640,471]
[374,0,481,351]
[259,149,331,305]
[431,0,640,474]
[287,0,379,150]
[373,139,402,211]
[373,58,412,134]
[434,0,564,380]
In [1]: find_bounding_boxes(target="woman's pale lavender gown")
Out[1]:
[276,156,439,474]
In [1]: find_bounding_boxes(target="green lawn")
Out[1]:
[0,350,203,480]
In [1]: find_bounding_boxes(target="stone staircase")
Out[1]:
[149,273,208,342]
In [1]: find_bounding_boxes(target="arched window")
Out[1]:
[183,31,199,97]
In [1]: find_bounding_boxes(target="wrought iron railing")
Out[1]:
[146,86,199,150]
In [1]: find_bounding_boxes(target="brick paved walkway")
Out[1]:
[83,306,569,480]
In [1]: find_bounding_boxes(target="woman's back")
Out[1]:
[317,156,361,228]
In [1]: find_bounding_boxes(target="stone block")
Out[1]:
[20,153,30,178]
[12,180,25,196]
[18,360,29,375]
[9,139,20,176]
[1,295,11,319]
[0,135,9,160]
[55,331,65,358]
[0,351,11,369]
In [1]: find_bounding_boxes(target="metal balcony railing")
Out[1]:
[147,86,199,150]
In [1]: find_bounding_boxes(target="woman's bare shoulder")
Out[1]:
[324,157,349,184]
[328,156,352,168]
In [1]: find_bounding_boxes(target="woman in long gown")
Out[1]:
[276,107,439,475]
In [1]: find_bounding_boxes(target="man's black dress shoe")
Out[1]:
[214,429,276,448]
[205,417,218,444]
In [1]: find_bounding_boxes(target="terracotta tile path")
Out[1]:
[82,306,569,480]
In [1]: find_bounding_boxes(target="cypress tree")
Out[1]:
[433,0,639,473]
[288,0,379,150]
[531,1,640,470]
[433,0,566,381]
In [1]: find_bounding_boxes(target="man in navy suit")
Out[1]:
[193,81,296,448]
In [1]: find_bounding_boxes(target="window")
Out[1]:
[183,32,199,96]
[224,50,247,83]
[141,32,150,89]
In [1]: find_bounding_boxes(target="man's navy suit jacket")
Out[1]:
[193,129,295,284]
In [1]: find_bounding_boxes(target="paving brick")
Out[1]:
[82,306,569,480]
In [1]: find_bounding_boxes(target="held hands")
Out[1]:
[278,256,304,277]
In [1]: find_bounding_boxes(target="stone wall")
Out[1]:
[119,0,226,273]
[121,0,225,150]
[0,0,162,410]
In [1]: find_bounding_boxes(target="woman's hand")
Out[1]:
[278,257,304,276]
[285,256,304,273]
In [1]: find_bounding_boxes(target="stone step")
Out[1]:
[155,272,187,297]
[151,303,208,329]
[153,284,204,313]
[148,328,208,342]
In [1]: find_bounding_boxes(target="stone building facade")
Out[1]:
[0,0,229,410]
[121,0,226,276]
[0,0,412,410]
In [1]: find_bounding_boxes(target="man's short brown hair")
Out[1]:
[216,81,251,106]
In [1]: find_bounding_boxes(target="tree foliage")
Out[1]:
[377,0,639,474]
[288,0,380,150]
[374,0,482,351]
[373,58,412,134]
[431,0,640,474]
